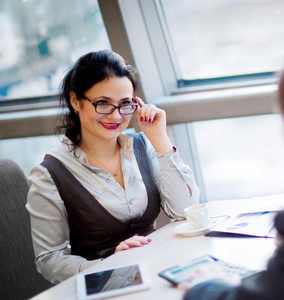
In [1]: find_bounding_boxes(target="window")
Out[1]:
[192,114,284,201]
[1,0,283,202]
[0,0,110,99]
[159,0,284,85]
[0,135,61,174]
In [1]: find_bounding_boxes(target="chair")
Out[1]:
[0,158,52,300]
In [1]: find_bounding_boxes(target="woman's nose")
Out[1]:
[107,107,121,119]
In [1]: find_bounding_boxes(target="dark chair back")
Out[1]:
[0,159,52,300]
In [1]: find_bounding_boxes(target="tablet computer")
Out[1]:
[77,263,151,300]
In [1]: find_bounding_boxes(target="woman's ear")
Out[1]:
[70,91,80,114]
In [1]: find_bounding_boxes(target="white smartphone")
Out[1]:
[77,263,151,300]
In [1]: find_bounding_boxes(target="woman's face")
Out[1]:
[71,76,134,145]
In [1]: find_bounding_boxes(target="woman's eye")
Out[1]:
[96,100,108,104]
[121,101,131,105]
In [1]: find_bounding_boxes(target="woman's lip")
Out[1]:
[100,122,120,130]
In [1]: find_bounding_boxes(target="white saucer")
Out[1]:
[175,220,216,237]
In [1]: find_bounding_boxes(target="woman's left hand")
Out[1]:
[134,96,173,152]
[115,234,152,252]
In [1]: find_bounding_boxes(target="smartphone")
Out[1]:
[158,255,256,286]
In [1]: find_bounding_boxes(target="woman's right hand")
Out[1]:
[177,263,240,291]
[115,234,152,252]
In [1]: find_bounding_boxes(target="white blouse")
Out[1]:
[26,133,199,284]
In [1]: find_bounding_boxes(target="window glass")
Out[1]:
[159,0,284,81]
[192,114,284,201]
[0,0,110,99]
[0,135,61,174]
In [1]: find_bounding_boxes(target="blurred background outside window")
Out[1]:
[0,0,110,99]
[192,114,284,201]
[160,0,284,84]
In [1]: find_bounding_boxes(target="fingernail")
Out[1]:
[128,245,133,248]
[147,238,152,242]
[145,116,148,122]
[148,118,151,123]
[140,117,144,122]
[140,242,146,245]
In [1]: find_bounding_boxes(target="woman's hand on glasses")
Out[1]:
[134,96,173,153]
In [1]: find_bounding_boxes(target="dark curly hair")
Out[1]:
[56,50,138,149]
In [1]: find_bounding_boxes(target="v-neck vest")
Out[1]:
[41,133,161,260]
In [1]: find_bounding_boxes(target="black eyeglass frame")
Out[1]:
[83,96,138,115]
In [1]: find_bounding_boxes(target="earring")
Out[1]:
[75,110,79,114]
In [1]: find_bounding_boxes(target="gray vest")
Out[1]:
[41,133,161,260]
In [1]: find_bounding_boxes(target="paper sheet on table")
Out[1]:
[207,211,277,237]
[207,194,284,238]
[240,194,284,213]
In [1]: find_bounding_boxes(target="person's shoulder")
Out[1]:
[274,211,284,236]
[184,279,237,300]
[29,145,72,179]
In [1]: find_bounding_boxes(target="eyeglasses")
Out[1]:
[84,97,138,115]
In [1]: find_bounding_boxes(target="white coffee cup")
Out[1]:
[184,204,209,229]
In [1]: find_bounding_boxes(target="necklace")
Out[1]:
[93,150,121,177]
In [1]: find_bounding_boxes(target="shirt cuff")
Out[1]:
[157,147,193,175]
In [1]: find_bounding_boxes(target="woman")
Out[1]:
[26,50,199,284]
